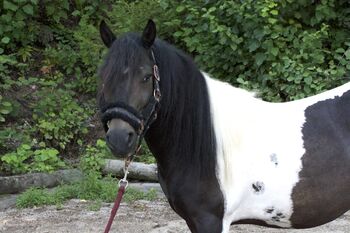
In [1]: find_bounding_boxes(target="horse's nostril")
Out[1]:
[106,134,110,142]
[127,132,135,146]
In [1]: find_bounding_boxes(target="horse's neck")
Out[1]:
[144,60,217,180]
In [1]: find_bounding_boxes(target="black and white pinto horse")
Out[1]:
[97,20,350,233]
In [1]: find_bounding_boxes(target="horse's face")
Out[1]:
[98,20,157,157]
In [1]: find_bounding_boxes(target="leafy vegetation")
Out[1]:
[80,139,111,173]
[1,144,65,174]
[0,95,12,122]
[1,0,349,177]
[163,0,350,101]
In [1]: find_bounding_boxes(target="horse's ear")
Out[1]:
[99,20,116,48]
[142,19,156,48]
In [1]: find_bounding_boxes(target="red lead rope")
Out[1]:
[103,138,139,232]
[103,180,127,233]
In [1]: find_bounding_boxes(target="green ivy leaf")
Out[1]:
[4,1,18,11]
[21,144,31,150]
[248,40,259,52]
[255,53,267,66]
[2,101,11,107]
[1,37,10,44]
[22,4,34,15]
[271,47,279,56]
[0,109,10,114]
[270,10,278,16]
[176,5,185,12]
[345,49,350,60]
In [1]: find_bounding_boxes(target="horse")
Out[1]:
[97,19,350,233]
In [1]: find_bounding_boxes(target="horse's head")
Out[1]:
[98,20,160,157]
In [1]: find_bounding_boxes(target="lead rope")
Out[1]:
[103,154,133,233]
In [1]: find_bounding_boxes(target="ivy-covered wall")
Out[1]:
[1,0,349,175]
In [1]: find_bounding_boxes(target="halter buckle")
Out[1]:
[154,89,161,101]
[153,65,160,81]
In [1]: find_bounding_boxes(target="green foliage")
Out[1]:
[2,0,350,176]
[1,144,65,174]
[106,0,168,36]
[71,16,104,94]
[123,187,158,203]
[33,88,92,149]
[1,0,107,53]
[16,188,56,208]
[80,139,111,173]
[0,95,12,122]
[1,0,69,52]
[1,144,31,174]
[31,148,66,172]
[162,0,350,101]
[16,173,158,209]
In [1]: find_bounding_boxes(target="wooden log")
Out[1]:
[0,160,158,195]
[102,159,158,182]
[0,169,83,194]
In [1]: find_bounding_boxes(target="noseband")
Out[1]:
[100,50,161,149]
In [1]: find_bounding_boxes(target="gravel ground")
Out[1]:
[0,198,349,233]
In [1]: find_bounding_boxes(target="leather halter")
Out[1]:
[100,49,161,150]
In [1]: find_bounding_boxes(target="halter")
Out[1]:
[100,49,161,153]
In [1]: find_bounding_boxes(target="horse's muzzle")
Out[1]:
[106,126,137,157]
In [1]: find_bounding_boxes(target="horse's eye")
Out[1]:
[143,75,152,82]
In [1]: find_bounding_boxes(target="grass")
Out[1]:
[16,173,158,209]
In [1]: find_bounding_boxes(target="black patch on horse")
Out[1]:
[252,181,265,194]
[291,90,350,228]
[265,207,275,214]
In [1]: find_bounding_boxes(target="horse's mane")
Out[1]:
[146,38,217,178]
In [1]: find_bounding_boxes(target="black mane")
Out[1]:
[145,38,217,178]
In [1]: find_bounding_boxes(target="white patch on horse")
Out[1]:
[270,153,278,166]
[204,73,350,233]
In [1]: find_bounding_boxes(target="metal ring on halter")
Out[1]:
[118,179,128,188]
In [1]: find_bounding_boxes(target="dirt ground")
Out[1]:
[0,198,349,233]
